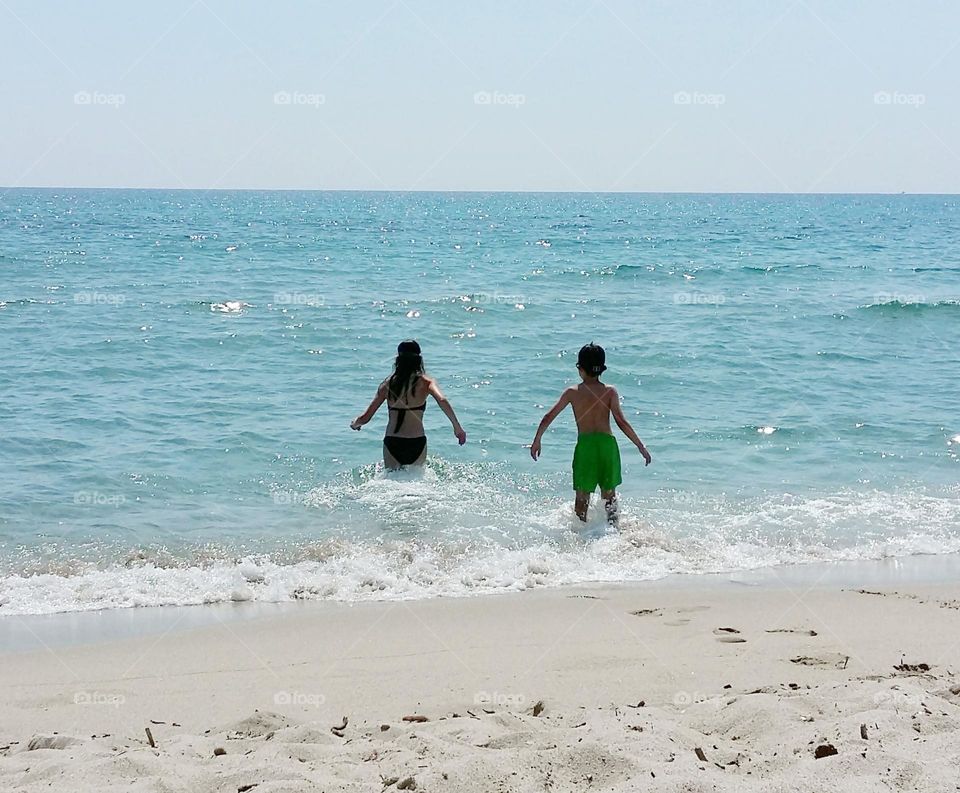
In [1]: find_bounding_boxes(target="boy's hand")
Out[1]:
[454,426,467,445]
[639,445,652,466]
[530,439,541,460]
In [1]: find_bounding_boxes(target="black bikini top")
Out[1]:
[388,402,426,432]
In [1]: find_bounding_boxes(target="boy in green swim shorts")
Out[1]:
[530,343,652,524]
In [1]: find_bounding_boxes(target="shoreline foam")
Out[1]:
[3,552,959,653]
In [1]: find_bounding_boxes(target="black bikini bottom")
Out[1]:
[383,436,427,466]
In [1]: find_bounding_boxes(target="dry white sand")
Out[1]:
[2,572,960,792]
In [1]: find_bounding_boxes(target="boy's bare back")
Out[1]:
[566,382,616,435]
[530,343,650,471]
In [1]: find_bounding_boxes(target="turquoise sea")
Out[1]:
[1,189,958,614]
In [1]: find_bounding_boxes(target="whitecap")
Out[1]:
[210,301,251,314]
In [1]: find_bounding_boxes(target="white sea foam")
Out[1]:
[210,300,251,314]
[3,483,960,616]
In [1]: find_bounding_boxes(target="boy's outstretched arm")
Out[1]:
[427,377,467,445]
[530,389,572,460]
[609,387,652,465]
[351,383,387,430]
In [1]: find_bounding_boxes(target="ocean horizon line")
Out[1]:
[2,185,956,197]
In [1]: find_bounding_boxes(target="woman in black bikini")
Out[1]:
[350,340,467,469]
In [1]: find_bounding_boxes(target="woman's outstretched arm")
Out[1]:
[351,383,388,430]
[426,377,466,445]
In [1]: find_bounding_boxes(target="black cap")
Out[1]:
[577,343,606,376]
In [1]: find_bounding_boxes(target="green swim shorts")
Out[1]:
[572,433,622,493]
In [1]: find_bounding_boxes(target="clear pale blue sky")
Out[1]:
[2,0,958,192]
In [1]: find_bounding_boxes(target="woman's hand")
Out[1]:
[350,418,364,431]
[454,426,467,445]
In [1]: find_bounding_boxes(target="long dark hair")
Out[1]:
[388,340,424,401]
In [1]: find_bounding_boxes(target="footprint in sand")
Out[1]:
[629,605,711,628]
[767,628,818,637]
[713,627,746,643]
[790,653,849,668]
[632,608,688,627]
[629,608,663,617]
